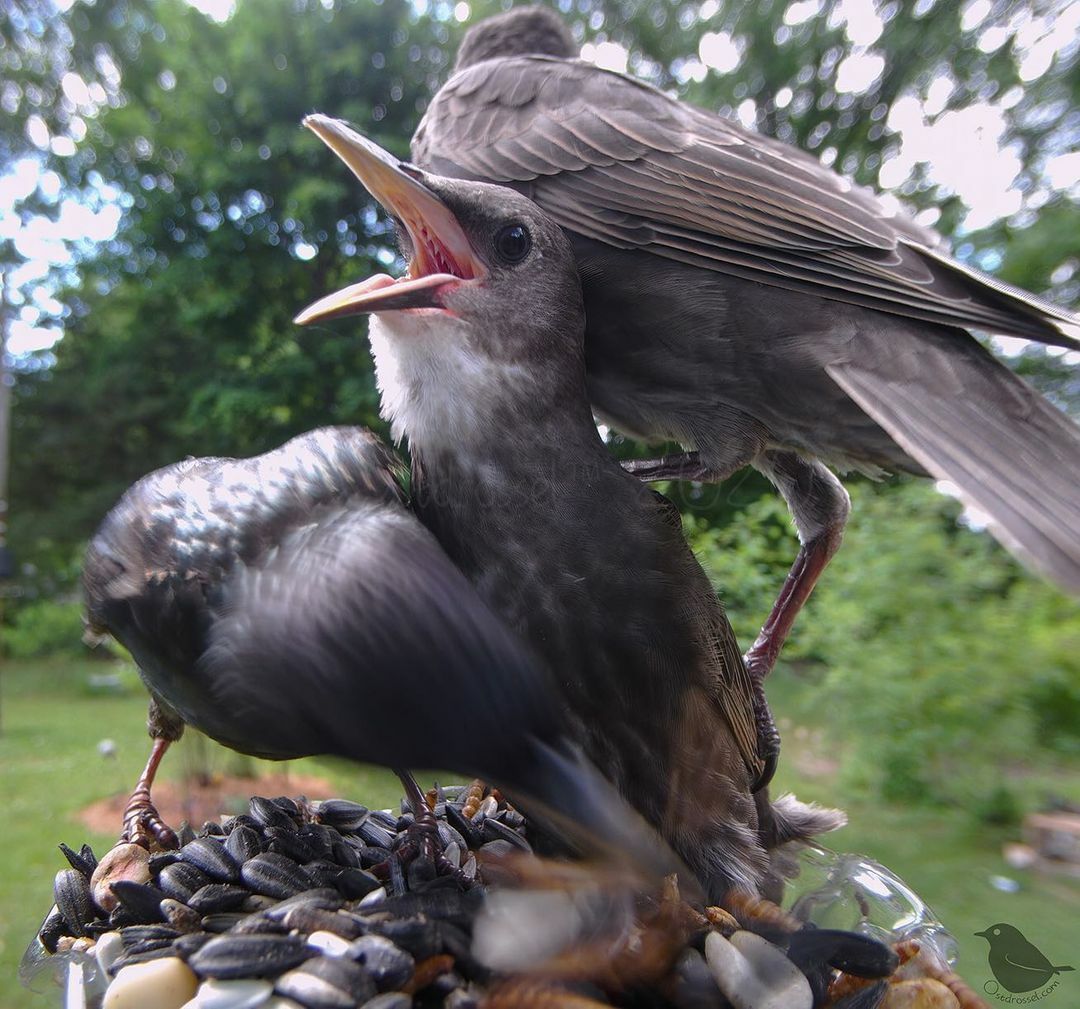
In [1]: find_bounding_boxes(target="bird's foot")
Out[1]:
[120,793,179,851]
[748,676,780,793]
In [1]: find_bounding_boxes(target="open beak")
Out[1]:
[294,115,486,325]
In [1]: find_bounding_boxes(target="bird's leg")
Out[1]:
[392,767,456,881]
[622,451,713,483]
[122,742,177,849]
[744,453,850,717]
[121,697,185,850]
[395,767,439,857]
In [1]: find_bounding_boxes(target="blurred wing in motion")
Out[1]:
[86,426,679,879]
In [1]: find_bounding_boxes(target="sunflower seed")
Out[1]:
[59,842,96,877]
[189,883,251,914]
[227,825,265,864]
[285,955,376,1006]
[317,801,369,833]
[109,880,168,923]
[37,904,66,954]
[481,818,530,851]
[786,928,899,978]
[355,821,395,850]
[263,889,345,920]
[120,924,181,947]
[158,861,213,902]
[240,853,315,899]
[181,837,241,882]
[54,868,96,936]
[268,827,316,864]
[189,933,312,980]
[363,915,440,961]
[347,935,414,991]
[250,797,298,833]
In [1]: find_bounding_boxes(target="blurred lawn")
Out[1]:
[2,658,1079,1007]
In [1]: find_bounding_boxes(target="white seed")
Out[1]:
[704,930,813,1009]
[181,978,273,1009]
[306,930,352,957]
[103,957,199,1009]
[94,931,125,977]
[358,886,386,908]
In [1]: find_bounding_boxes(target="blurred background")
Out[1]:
[2,0,1079,1004]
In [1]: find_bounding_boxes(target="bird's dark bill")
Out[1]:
[295,114,485,325]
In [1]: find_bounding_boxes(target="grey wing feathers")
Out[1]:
[414,57,1080,346]
[826,332,1080,592]
[199,502,560,774]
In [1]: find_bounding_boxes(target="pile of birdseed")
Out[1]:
[23,784,980,1009]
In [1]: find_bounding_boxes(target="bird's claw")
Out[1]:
[121,797,179,851]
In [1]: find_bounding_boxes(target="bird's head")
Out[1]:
[453,6,575,71]
[976,923,1021,943]
[296,115,586,449]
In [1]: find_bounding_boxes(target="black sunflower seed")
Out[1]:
[148,851,181,874]
[787,928,899,978]
[481,818,530,851]
[317,800,369,833]
[54,868,95,936]
[157,861,212,902]
[109,881,168,923]
[171,931,214,959]
[188,932,312,979]
[59,842,95,878]
[250,796,298,833]
[280,905,365,939]
[363,914,441,960]
[267,826,316,863]
[356,820,396,850]
[444,806,480,850]
[38,905,66,954]
[187,883,250,914]
[263,889,345,920]
[179,837,240,882]
[348,935,414,991]
[297,955,377,1003]
[119,924,180,948]
[240,852,315,899]
[201,912,250,933]
[225,824,263,864]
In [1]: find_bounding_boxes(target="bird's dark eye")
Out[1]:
[494,223,531,264]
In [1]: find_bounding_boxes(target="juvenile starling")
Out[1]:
[296,117,842,900]
[975,923,1074,993]
[411,5,1080,690]
[84,426,675,875]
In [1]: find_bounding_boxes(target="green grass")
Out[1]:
[2,659,1079,1006]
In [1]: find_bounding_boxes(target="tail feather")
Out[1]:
[826,331,1080,594]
